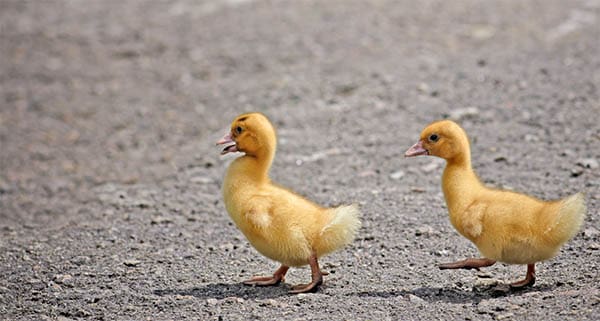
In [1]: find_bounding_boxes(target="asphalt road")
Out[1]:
[1,0,599,320]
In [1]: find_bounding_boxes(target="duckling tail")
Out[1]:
[317,204,361,256]
[543,192,587,246]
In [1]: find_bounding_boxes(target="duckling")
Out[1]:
[216,112,361,293]
[405,120,586,288]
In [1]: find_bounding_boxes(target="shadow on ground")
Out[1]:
[348,284,556,304]
[155,281,556,303]
[154,282,293,300]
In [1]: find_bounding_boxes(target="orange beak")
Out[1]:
[404,140,429,157]
[216,132,238,155]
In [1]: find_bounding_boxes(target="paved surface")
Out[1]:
[1,0,599,320]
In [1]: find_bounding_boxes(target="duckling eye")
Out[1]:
[235,126,243,134]
[429,134,439,142]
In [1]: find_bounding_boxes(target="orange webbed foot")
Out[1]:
[243,275,283,286]
[243,265,289,287]
[510,264,536,289]
[288,252,324,294]
[289,276,323,294]
[438,258,496,270]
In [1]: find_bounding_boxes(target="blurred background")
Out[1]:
[1,0,598,228]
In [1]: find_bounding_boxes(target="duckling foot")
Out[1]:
[289,253,323,294]
[439,258,496,270]
[289,278,322,293]
[243,265,289,286]
[510,264,536,289]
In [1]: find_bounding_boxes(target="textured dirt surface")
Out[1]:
[1,0,599,320]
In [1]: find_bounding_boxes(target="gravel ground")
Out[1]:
[1,0,599,320]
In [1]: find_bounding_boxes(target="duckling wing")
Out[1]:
[243,196,274,229]
[461,201,487,239]
[460,197,535,262]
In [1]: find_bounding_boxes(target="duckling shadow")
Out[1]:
[348,284,555,304]
[153,282,291,300]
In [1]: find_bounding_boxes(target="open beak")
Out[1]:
[404,140,429,157]
[216,132,238,155]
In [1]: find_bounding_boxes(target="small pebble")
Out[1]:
[561,149,576,157]
[220,243,235,251]
[407,294,426,304]
[471,25,495,40]
[496,313,515,320]
[417,82,430,93]
[53,274,73,285]
[447,107,479,120]
[415,225,435,236]
[421,162,440,173]
[261,299,278,306]
[296,293,309,301]
[223,296,244,304]
[134,199,152,208]
[524,134,539,142]
[389,171,405,180]
[151,216,173,225]
[473,279,499,291]
[358,170,378,177]
[190,176,213,184]
[576,158,598,169]
[123,259,141,267]
[584,227,599,238]
[411,187,426,193]
[433,249,449,256]
[71,256,91,265]
[476,271,494,278]
[570,168,584,177]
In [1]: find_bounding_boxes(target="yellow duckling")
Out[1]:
[216,112,361,293]
[405,120,586,288]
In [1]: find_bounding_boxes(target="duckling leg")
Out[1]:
[289,253,323,294]
[438,258,496,270]
[510,264,536,288]
[243,265,289,286]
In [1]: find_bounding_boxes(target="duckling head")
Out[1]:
[216,112,276,159]
[404,119,470,163]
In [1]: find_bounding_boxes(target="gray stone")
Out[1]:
[71,256,91,265]
[53,274,73,285]
[389,170,405,180]
[191,176,214,184]
[448,107,480,120]
[421,162,440,173]
[407,294,426,304]
[415,225,435,237]
[123,259,141,267]
[577,158,599,169]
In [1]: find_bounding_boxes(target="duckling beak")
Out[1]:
[404,140,428,157]
[216,132,238,155]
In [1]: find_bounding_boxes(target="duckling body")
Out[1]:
[406,120,586,287]
[223,159,355,266]
[217,112,360,293]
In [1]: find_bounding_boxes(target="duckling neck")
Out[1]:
[226,148,275,185]
[441,153,482,214]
